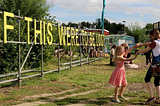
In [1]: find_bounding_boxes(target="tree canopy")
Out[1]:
[0,0,51,19]
[0,0,55,73]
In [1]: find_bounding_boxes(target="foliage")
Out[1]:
[66,18,124,34]
[0,0,51,19]
[125,22,149,43]
[145,23,153,30]
[0,0,55,73]
[67,22,78,28]
[94,18,124,34]
[65,19,153,44]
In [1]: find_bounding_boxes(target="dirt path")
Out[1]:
[13,82,148,106]
[13,89,101,106]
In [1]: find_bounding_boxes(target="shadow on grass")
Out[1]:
[131,102,146,105]
[89,97,113,105]
[45,96,149,106]
[45,96,113,106]
[0,80,26,88]
[90,63,112,66]
[46,98,85,105]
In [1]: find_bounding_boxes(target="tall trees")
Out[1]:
[0,0,54,73]
[0,0,51,19]
[125,22,148,43]
[67,18,124,34]
[145,23,153,30]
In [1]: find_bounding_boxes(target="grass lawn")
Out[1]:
[0,55,157,106]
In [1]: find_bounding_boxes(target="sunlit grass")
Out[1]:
[0,55,153,106]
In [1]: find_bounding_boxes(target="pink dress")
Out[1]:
[108,61,127,86]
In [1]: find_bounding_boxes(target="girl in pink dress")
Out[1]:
[108,45,136,102]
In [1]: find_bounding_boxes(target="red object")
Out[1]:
[84,29,109,35]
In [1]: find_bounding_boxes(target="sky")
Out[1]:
[46,0,160,28]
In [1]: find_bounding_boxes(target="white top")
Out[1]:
[152,40,160,57]
[110,48,115,55]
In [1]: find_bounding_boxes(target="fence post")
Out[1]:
[18,10,21,87]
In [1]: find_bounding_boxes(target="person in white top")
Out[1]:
[110,44,116,65]
[135,28,160,104]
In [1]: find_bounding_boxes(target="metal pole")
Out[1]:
[70,46,72,70]
[29,46,46,69]
[19,35,39,72]
[20,43,34,71]
[87,34,90,64]
[94,46,96,62]
[41,21,44,77]
[99,46,101,60]
[41,45,43,77]
[80,37,82,66]
[88,45,90,64]
[18,10,21,87]
[58,45,60,73]
[57,23,60,73]
[9,36,35,71]
[0,12,2,41]
[123,21,126,33]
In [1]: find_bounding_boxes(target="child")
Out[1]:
[108,45,136,102]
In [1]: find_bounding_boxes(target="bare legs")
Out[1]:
[115,86,120,100]
[146,82,154,97]
[156,86,160,103]
[119,85,127,97]
[115,85,127,100]
[146,82,160,103]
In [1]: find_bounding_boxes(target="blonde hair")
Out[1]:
[112,45,123,62]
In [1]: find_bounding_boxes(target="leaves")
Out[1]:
[0,0,55,73]
[125,22,149,43]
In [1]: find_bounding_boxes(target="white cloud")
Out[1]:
[140,14,143,17]
[47,0,160,28]
[48,0,160,18]
[48,0,102,13]
[146,0,160,7]
[89,0,97,3]
[105,2,160,22]
[107,0,147,5]
[105,16,147,28]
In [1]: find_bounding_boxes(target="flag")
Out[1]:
[100,0,106,35]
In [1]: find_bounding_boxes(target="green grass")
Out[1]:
[0,55,156,106]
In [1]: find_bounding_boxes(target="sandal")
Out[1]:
[118,95,126,100]
[155,101,160,104]
[112,98,121,103]
[155,97,160,104]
